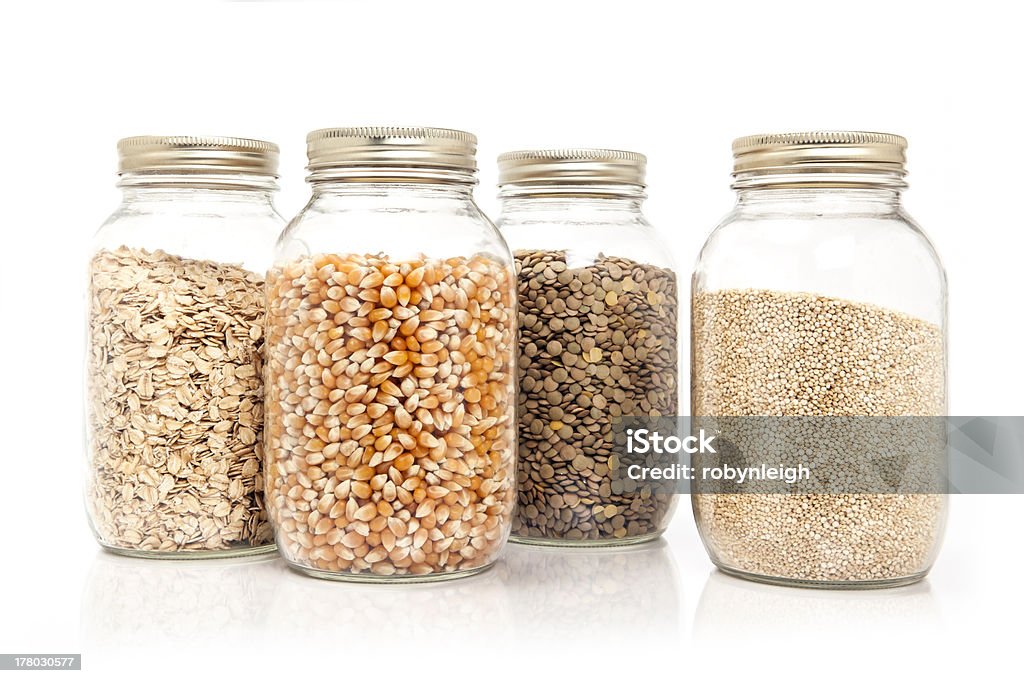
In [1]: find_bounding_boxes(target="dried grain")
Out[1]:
[86,246,272,552]
[264,252,516,578]
[692,289,946,583]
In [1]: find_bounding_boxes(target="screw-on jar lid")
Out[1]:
[117,135,280,176]
[732,131,907,178]
[497,149,646,187]
[306,127,477,181]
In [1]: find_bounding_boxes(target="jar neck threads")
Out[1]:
[735,185,902,214]
[497,193,649,233]
[309,180,476,199]
[732,170,907,192]
[498,182,646,201]
[118,170,279,193]
[307,167,477,188]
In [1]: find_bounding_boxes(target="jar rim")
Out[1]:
[117,135,279,177]
[305,127,478,184]
[731,131,907,188]
[497,148,646,188]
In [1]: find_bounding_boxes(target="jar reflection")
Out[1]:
[495,540,682,643]
[265,559,512,646]
[81,551,277,650]
[694,571,942,641]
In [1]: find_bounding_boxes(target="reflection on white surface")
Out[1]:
[265,556,513,645]
[81,550,279,651]
[694,570,943,641]
[496,540,682,645]
[82,540,682,653]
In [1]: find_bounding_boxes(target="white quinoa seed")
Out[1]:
[692,289,946,583]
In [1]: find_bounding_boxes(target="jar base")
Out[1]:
[98,542,278,561]
[284,560,496,584]
[714,563,930,590]
[509,529,664,549]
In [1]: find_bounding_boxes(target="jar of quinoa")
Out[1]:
[691,132,948,588]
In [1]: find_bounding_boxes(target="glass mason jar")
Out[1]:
[495,149,680,546]
[691,132,948,588]
[86,136,284,557]
[265,127,517,582]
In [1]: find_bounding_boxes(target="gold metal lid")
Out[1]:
[306,127,477,180]
[117,135,279,176]
[497,148,646,187]
[732,131,907,178]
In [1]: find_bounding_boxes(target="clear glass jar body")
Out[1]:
[497,186,681,546]
[265,181,518,582]
[691,177,948,588]
[86,173,284,557]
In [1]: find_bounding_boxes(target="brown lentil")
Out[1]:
[692,288,946,584]
[264,252,516,579]
[513,250,679,544]
[86,246,272,553]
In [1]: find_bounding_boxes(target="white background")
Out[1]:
[0,1,1021,680]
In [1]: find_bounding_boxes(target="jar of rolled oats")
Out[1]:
[265,127,517,582]
[86,135,284,557]
[495,149,680,546]
[691,131,948,588]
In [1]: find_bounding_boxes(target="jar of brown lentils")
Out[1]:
[495,149,680,546]
[265,127,517,581]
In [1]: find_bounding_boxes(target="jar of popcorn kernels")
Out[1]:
[265,127,518,582]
